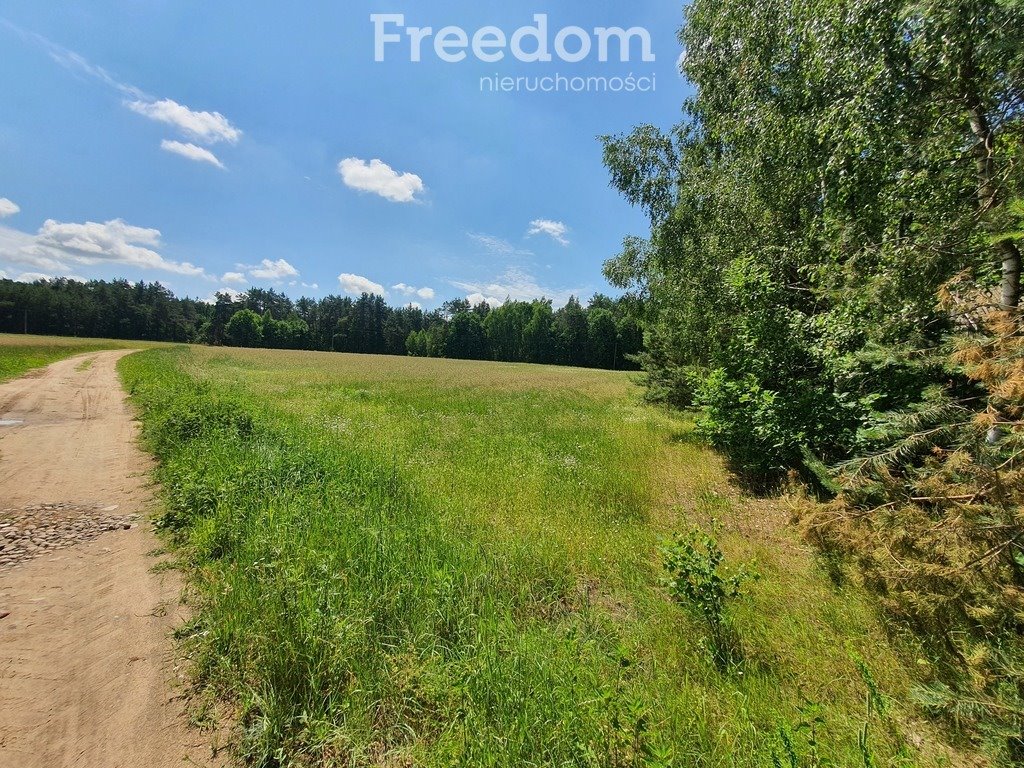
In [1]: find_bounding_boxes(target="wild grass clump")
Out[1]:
[119,346,974,766]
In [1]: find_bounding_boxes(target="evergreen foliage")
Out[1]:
[0,278,643,371]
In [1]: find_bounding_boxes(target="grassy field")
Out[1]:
[0,333,167,383]
[108,344,980,767]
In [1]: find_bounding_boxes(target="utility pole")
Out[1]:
[23,308,28,335]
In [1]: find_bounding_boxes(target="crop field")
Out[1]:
[102,344,974,767]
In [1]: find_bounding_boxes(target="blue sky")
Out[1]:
[0,1,688,307]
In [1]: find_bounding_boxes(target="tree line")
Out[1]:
[605,0,1023,756]
[0,278,643,370]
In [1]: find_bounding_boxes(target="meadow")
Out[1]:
[104,344,976,767]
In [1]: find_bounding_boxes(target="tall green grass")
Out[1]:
[121,347,971,767]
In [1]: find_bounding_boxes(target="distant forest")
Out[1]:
[0,278,644,370]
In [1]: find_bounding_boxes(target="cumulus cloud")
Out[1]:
[248,258,299,280]
[451,267,585,308]
[0,218,206,279]
[0,198,20,218]
[0,218,207,278]
[0,224,55,270]
[204,287,246,304]
[338,158,425,203]
[221,271,247,285]
[129,99,241,145]
[392,282,436,300]
[160,140,224,169]
[338,272,386,296]
[527,219,570,246]
[38,219,204,274]
[0,210,219,283]
[466,292,504,308]
[14,271,53,283]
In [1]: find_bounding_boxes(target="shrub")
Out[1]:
[661,524,757,670]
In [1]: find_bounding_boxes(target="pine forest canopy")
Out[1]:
[0,278,644,372]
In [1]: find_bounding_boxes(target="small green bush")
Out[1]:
[661,525,757,670]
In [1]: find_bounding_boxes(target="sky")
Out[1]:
[0,1,689,308]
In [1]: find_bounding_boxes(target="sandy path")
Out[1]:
[0,351,213,767]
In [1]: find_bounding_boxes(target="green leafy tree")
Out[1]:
[484,301,531,362]
[445,311,488,360]
[603,0,1024,480]
[616,315,644,370]
[224,309,263,348]
[405,329,429,357]
[554,296,589,367]
[522,300,555,364]
[587,308,618,369]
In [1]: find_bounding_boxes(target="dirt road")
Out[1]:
[0,351,212,767]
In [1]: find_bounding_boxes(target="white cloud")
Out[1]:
[15,271,53,283]
[248,258,299,280]
[451,267,585,308]
[128,99,241,145]
[34,219,206,275]
[0,198,20,218]
[468,232,533,258]
[0,211,214,283]
[1,20,146,100]
[392,282,436,300]
[338,272,386,296]
[527,219,570,246]
[204,287,246,304]
[14,271,87,283]
[221,271,247,284]
[338,158,425,203]
[160,140,225,169]
[3,23,241,155]
[0,224,59,271]
[0,218,207,278]
[466,292,504,308]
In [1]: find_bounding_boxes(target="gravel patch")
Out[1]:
[0,503,139,571]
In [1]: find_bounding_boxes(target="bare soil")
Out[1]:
[0,351,213,767]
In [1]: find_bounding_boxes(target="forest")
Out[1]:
[602,0,1024,757]
[0,278,643,370]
